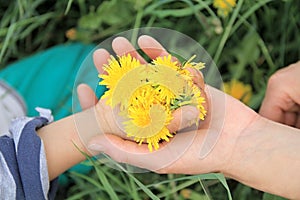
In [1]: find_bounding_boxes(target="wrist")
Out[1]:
[222,115,267,179]
[37,107,101,179]
[73,106,102,153]
[223,116,300,198]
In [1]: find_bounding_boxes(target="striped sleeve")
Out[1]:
[0,109,58,200]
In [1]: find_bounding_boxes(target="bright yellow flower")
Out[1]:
[223,79,252,105]
[213,0,237,17]
[99,54,207,151]
[152,54,179,71]
[125,84,174,151]
[192,85,207,120]
[99,54,141,108]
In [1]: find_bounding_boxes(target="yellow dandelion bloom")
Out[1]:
[152,54,179,71]
[99,54,207,151]
[180,55,205,83]
[153,85,176,106]
[223,79,252,105]
[99,54,142,108]
[125,85,174,152]
[191,85,207,120]
[213,0,237,17]
[148,64,189,97]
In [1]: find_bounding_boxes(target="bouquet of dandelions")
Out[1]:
[99,54,207,152]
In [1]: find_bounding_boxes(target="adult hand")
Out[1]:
[81,35,259,175]
[259,61,300,128]
[77,36,300,199]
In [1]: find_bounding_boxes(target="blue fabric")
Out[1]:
[18,117,50,199]
[0,136,24,197]
[0,117,58,199]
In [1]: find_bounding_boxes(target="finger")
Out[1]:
[77,84,98,110]
[186,67,205,90]
[138,35,169,58]
[93,49,111,74]
[295,114,300,129]
[259,89,285,122]
[88,134,149,155]
[87,133,164,171]
[184,68,208,115]
[138,35,179,62]
[167,105,199,133]
[87,128,199,172]
[284,112,297,127]
[112,37,147,64]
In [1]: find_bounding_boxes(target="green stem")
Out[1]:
[129,175,140,200]
[64,0,74,15]
[230,0,273,36]
[199,179,212,200]
[279,1,290,67]
[168,174,179,200]
[205,0,244,84]
[0,23,16,63]
[131,9,144,46]
[213,0,244,64]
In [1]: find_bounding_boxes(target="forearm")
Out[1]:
[37,107,100,180]
[225,116,300,199]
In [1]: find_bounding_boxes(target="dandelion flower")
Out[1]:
[99,54,207,151]
[125,84,174,151]
[152,54,179,71]
[99,54,142,108]
[223,79,252,105]
[213,0,237,17]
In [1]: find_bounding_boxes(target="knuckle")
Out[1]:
[268,69,284,87]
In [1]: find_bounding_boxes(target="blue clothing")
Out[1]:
[0,42,106,186]
[0,110,57,199]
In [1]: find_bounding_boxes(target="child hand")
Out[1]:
[77,36,207,140]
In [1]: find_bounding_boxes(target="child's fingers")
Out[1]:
[138,35,178,62]
[112,37,147,64]
[77,84,98,109]
[167,105,199,133]
[93,49,111,74]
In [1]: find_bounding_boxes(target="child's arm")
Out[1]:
[37,109,95,180]
[0,109,58,199]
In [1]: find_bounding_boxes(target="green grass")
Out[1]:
[57,152,233,200]
[1,0,298,199]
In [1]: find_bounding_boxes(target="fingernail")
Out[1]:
[182,108,199,127]
[88,144,106,152]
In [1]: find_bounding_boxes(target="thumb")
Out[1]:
[77,84,98,110]
[167,105,199,133]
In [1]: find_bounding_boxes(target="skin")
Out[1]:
[37,36,300,199]
[259,61,300,128]
[37,36,202,180]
